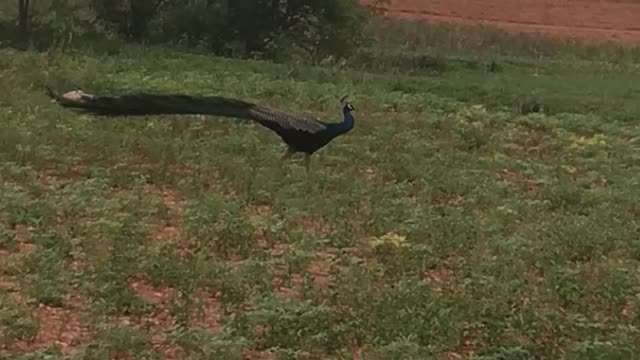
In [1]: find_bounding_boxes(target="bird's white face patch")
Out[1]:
[61,90,94,102]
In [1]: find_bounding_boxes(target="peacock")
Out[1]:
[45,88,356,173]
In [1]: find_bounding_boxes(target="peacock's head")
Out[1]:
[340,95,355,113]
[343,102,355,113]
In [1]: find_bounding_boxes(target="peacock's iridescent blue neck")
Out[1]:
[322,109,354,139]
[337,110,355,133]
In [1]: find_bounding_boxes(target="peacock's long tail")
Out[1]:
[45,87,256,118]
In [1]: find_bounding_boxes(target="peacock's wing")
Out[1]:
[248,105,326,134]
[47,88,327,134]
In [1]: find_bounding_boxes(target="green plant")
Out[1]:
[2,37,640,357]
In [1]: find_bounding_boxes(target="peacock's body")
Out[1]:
[46,88,355,172]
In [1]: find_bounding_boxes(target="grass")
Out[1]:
[2,22,640,359]
[364,16,640,64]
[355,16,640,123]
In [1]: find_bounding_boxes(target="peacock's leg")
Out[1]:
[304,154,311,174]
[279,146,295,165]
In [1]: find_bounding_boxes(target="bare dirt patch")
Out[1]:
[128,279,221,331]
[125,279,222,359]
[15,304,89,354]
[366,0,640,45]
[242,348,278,360]
[4,294,89,355]
[495,168,540,197]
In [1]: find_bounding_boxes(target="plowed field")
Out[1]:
[366,0,640,45]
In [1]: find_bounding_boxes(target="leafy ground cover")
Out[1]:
[1,39,640,359]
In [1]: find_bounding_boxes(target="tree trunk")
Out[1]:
[17,0,30,39]
[218,0,228,16]
[128,0,161,41]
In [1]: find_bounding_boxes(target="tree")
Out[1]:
[128,0,167,40]
[116,0,371,60]
[10,0,372,61]
[92,0,166,41]
[17,0,30,39]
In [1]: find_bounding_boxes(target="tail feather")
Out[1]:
[47,88,256,118]
[46,87,328,134]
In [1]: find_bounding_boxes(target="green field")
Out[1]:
[2,23,640,359]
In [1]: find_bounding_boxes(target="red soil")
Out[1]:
[366,0,640,45]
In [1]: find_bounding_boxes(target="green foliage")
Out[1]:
[92,0,161,40]
[167,326,249,359]
[3,30,640,358]
[233,295,336,353]
[0,296,40,344]
[154,0,370,61]
[183,194,255,259]
[3,0,372,61]
[81,324,154,359]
